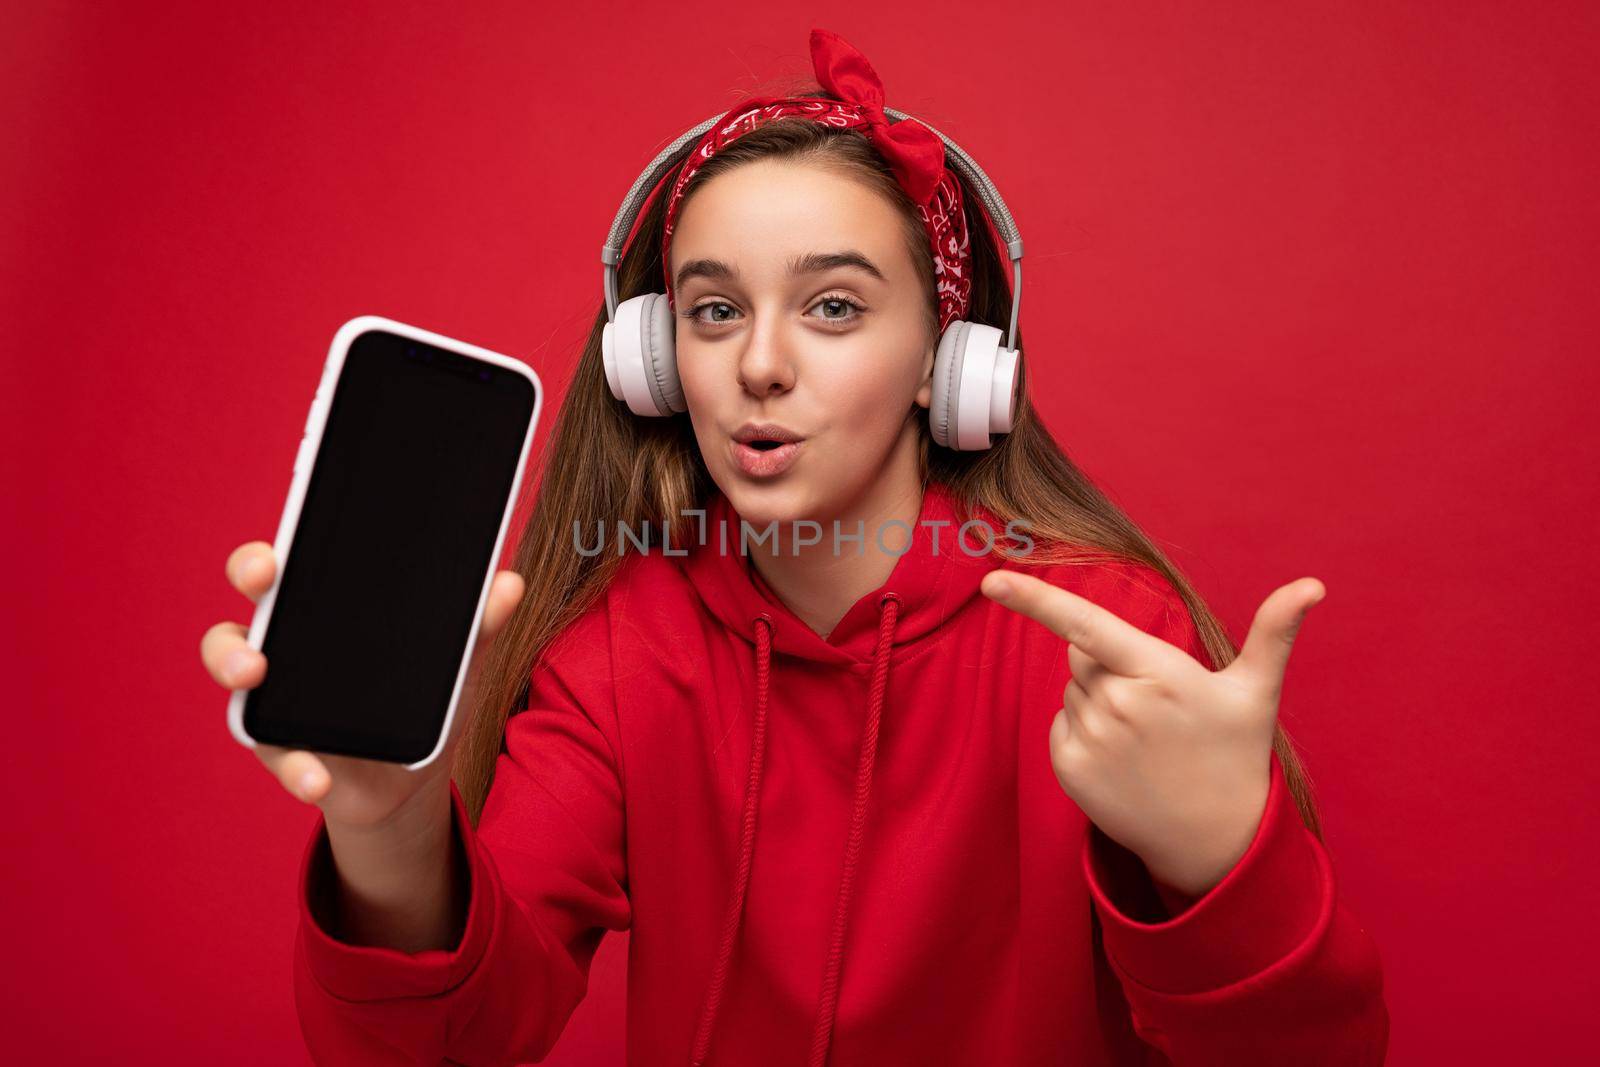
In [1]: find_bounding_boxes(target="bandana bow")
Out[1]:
[658,28,973,332]
[809,28,947,206]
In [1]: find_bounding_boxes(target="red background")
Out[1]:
[6,2,1596,1063]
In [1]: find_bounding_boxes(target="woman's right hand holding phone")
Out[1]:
[199,539,526,951]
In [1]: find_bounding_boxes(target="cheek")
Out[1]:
[676,337,732,420]
[821,348,919,438]
[675,335,711,397]
[834,361,898,416]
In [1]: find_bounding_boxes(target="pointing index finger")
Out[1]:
[981,570,1166,676]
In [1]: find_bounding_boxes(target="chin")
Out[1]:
[719,475,820,528]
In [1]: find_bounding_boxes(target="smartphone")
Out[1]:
[227,315,542,769]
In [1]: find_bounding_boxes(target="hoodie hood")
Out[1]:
[679,478,1004,668]
[676,478,1004,1065]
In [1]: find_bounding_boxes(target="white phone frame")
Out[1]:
[226,314,543,771]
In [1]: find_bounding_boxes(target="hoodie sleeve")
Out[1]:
[1079,567,1390,1066]
[292,597,631,1066]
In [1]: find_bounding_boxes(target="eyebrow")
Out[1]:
[673,249,886,291]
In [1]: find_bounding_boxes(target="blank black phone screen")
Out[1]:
[243,328,538,764]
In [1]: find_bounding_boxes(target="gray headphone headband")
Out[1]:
[601,106,1024,352]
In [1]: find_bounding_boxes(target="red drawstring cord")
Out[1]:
[808,592,900,1066]
[690,613,774,1067]
[691,593,901,1066]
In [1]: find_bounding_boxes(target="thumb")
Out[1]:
[466,570,527,677]
[1231,577,1326,689]
[456,570,527,732]
[479,569,527,641]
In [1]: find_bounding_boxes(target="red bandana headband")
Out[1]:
[659,28,973,333]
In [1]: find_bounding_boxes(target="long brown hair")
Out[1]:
[456,93,1324,841]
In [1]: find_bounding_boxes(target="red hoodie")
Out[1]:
[292,479,1389,1065]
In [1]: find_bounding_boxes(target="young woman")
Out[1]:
[202,29,1388,1066]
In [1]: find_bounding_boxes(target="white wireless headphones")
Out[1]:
[600,106,1026,451]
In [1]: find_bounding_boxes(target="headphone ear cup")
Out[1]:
[929,320,969,449]
[602,292,684,417]
[928,320,1021,450]
[991,344,1020,434]
[641,292,685,415]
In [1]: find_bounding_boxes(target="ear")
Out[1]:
[914,339,935,410]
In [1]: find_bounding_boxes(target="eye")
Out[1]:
[807,294,865,326]
[684,301,741,326]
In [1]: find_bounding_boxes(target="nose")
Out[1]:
[736,315,796,399]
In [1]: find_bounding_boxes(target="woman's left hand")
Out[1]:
[980,570,1326,898]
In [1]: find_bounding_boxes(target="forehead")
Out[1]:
[669,159,911,277]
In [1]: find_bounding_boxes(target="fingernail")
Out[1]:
[986,573,1013,599]
[223,648,254,684]
[298,770,321,801]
